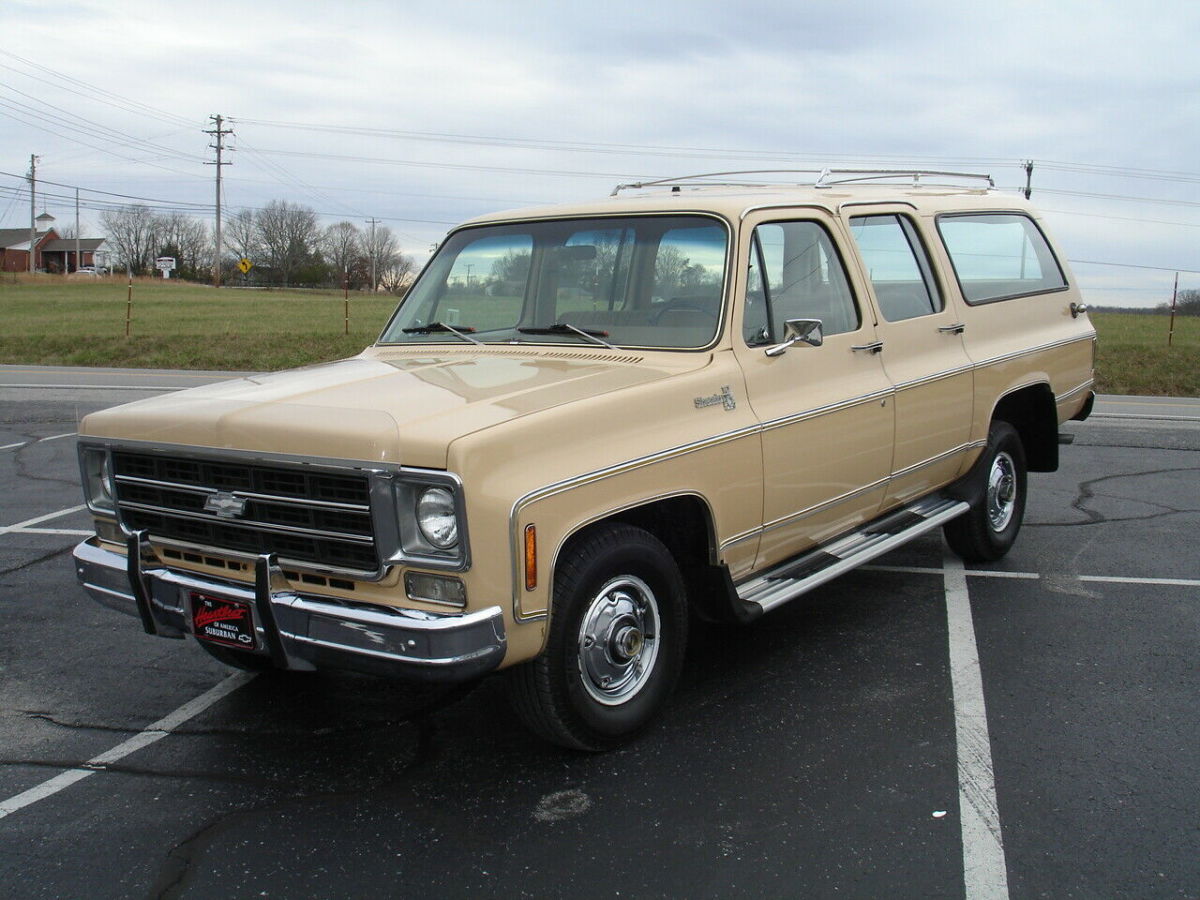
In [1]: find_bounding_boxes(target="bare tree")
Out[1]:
[99,205,160,275]
[322,221,364,287]
[363,223,400,292]
[379,250,417,295]
[225,209,260,264]
[255,200,319,286]
[157,213,210,280]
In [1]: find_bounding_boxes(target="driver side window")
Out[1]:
[744,221,859,346]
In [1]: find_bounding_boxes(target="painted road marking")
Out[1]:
[866,564,1199,588]
[18,528,93,536]
[0,383,180,391]
[1091,412,1200,422]
[944,551,1010,900]
[1,432,79,452]
[0,505,88,536]
[0,673,254,821]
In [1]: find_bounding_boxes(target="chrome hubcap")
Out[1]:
[578,575,660,706]
[986,451,1017,532]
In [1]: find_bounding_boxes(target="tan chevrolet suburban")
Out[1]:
[74,170,1096,749]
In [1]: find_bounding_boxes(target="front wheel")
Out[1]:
[944,420,1027,562]
[507,523,688,751]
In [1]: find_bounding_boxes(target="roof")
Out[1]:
[462,170,1035,229]
[0,228,50,250]
[42,238,107,251]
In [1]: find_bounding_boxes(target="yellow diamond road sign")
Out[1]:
[237,258,253,274]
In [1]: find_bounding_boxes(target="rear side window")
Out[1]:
[937,213,1067,304]
[849,214,943,321]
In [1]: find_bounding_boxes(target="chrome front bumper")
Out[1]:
[72,533,506,682]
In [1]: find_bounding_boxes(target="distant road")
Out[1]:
[1,365,1198,422]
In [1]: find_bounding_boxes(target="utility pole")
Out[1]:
[74,188,81,273]
[205,115,233,287]
[366,217,381,292]
[1023,160,1034,200]
[27,154,38,274]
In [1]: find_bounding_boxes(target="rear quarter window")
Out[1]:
[937,212,1067,304]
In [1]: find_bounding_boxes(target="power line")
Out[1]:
[0,84,207,164]
[0,171,213,208]
[1069,259,1200,275]
[0,51,195,129]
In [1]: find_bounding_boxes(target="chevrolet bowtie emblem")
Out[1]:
[203,492,248,518]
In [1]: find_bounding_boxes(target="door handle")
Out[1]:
[1070,302,1088,319]
[851,341,883,354]
[938,322,966,335]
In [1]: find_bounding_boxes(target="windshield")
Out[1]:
[378,215,728,349]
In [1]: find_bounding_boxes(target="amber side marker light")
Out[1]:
[524,524,537,591]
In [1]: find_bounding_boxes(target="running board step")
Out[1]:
[737,496,969,614]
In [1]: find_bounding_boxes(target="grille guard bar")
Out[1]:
[74,531,506,683]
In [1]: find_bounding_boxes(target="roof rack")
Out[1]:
[611,168,995,196]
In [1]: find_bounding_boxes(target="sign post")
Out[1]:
[155,256,176,279]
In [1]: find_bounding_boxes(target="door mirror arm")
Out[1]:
[765,318,824,357]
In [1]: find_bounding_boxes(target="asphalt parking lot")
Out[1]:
[1,367,1197,899]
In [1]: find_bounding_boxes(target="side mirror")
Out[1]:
[765,318,823,357]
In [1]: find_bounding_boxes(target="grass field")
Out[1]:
[1,275,1196,396]
[1090,312,1199,397]
[0,274,397,371]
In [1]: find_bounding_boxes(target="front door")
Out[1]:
[733,212,895,573]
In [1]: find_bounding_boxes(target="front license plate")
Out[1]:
[191,592,257,650]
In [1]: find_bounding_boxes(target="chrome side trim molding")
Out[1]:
[971,333,1096,370]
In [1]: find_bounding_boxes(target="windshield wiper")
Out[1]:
[517,322,616,349]
[401,322,481,345]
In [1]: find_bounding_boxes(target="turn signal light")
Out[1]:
[524,524,537,591]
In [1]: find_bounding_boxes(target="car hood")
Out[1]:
[80,347,712,468]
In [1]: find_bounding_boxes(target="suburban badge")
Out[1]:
[694,386,736,411]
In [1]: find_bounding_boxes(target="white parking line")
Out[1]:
[0,432,78,452]
[19,528,93,536]
[944,552,1010,900]
[0,673,253,821]
[0,505,87,536]
[867,564,1198,589]
[0,383,180,391]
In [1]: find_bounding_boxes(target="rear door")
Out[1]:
[846,209,976,506]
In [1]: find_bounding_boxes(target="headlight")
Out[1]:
[416,486,458,549]
[81,447,116,514]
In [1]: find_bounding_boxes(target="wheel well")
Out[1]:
[992,383,1059,472]
[562,496,748,624]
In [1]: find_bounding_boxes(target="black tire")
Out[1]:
[196,639,276,672]
[944,420,1027,562]
[506,523,688,751]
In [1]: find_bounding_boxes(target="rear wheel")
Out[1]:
[507,523,688,751]
[944,420,1027,562]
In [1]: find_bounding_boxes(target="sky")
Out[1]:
[1,0,1197,307]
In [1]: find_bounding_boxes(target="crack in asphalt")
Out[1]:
[1029,466,1200,528]
[14,708,443,741]
[7,431,80,488]
[0,544,74,578]
[0,757,290,787]
[145,706,450,900]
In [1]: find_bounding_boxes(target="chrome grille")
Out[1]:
[110,451,379,573]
